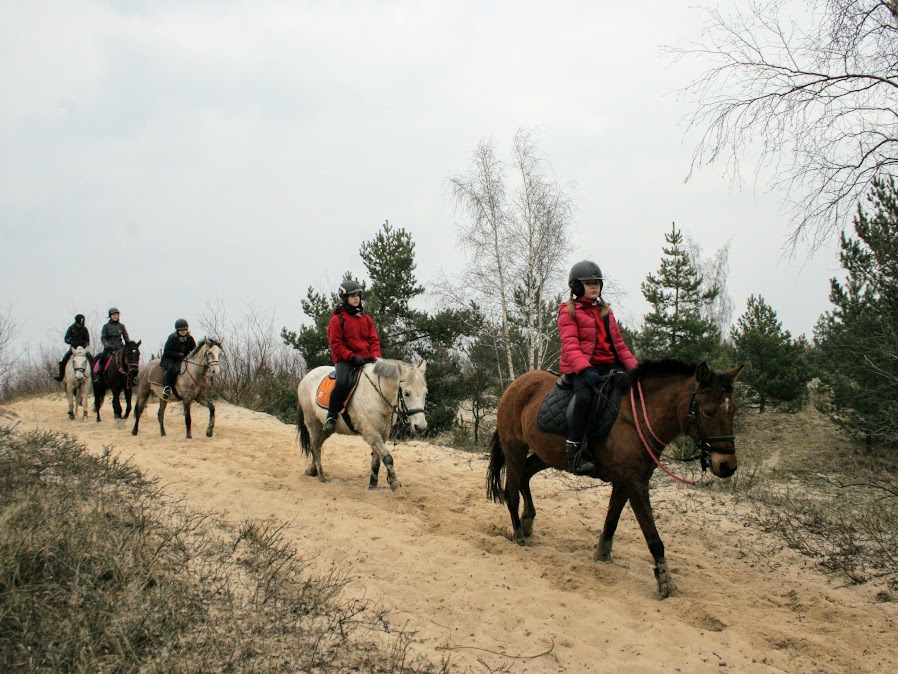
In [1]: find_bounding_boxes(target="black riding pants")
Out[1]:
[161,358,180,389]
[327,360,356,417]
[567,364,617,444]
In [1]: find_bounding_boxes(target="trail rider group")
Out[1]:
[55,260,637,474]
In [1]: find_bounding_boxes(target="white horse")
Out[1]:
[64,346,92,421]
[131,338,223,438]
[296,359,428,490]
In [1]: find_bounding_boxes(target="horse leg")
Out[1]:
[303,421,326,481]
[628,481,675,599]
[520,453,549,537]
[196,395,215,437]
[368,450,381,489]
[66,386,75,419]
[183,401,192,439]
[131,388,148,435]
[594,482,630,562]
[112,389,123,419]
[94,386,104,423]
[502,441,529,545]
[80,383,89,421]
[158,399,168,437]
[366,434,399,491]
[123,387,132,419]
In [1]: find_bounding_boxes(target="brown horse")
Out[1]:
[486,359,742,598]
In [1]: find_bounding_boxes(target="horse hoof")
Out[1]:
[513,531,526,546]
[521,517,534,537]
[68,413,75,419]
[368,483,378,490]
[131,429,138,436]
[205,429,213,437]
[186,434,192,439]
[304,466,318,477]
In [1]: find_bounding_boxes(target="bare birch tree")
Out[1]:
[671,0,898,249]
[448,130,574,381]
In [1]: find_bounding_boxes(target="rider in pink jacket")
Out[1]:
[558,260,638,475]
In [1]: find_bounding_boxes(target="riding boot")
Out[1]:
[54,361,65,382]
[322,415,337,437]
[566,440,596,476]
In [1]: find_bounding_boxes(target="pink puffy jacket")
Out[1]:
[558,300,638,374]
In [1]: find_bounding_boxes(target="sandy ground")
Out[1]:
[3,393,896,673]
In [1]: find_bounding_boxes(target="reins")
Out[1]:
[363,368,425,447]
[630,383,697,486]
[629,377,737,485]
[181,344,220,393]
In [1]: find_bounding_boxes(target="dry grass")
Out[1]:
[703,400,898,595]
[0,425,453,673]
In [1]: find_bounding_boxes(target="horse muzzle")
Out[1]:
[709,450,737,478]
[410,413,427,434]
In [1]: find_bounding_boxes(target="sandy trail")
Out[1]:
[4,394,895,673]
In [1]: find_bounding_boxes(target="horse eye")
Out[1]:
[404,391,410,397]
[702,408,714,418]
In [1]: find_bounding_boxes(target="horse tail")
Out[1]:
[296,402,311,456]
[486,430,506,504]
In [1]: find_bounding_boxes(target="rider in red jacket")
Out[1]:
[323,280,382,435]
[559,260,638,475]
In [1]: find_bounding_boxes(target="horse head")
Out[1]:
[373,359,428,434]
[71,346,89,381]
[123,340,141,378]
[687,362,743,478]
[200,338,223,377]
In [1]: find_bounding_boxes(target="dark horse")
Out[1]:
[94,340,142,422]
[486,359,742,598]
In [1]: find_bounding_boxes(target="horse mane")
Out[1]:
[625,358,734,394]
[188,337,221,359]
[371,358,425,386]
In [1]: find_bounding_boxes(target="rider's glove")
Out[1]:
[351,355,366,367]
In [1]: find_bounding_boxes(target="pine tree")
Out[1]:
[360,221,425,358]
[814,176,898,448]
[732,295,810,412]
[638,223,721,363]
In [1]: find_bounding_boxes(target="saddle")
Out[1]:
[314,368,363,409]
[148,362,183,400]
[537,370,625,441]
[315,368,363,428]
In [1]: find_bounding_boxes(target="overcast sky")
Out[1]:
[0,0,842,357]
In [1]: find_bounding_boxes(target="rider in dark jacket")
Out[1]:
[322,280,381,436]
[161,318,196,399]
[93,308,130,382]
[54,314,92,381]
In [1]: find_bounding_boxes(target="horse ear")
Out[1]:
[417,360,427,374]
[726,364,744,381]
[136,340,142,347]
[695,361,711,386]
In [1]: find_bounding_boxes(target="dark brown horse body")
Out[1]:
[487,360,742,598]
[93,340,141,422]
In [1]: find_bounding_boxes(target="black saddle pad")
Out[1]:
[537,372,625,441]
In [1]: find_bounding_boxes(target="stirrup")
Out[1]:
[322,415,337,434]
[566,441,596,476]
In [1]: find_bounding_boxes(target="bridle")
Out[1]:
[182,344,221,392]
[683,383,736,471]
[629,378,736,484]
[122,345,140,389]
[364,370,426,427]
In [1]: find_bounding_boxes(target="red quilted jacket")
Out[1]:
[558,299,638,374]
[327,307,382,363]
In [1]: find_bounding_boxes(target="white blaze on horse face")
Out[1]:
[722,398,731,414]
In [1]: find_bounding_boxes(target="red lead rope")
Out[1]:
[630,382,696,486]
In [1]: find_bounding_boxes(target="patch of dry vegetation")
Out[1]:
[0,425,452,673]
[704,401,898,596]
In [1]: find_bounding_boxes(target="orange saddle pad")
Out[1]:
[315,369,362,410]
[315,375,338,409]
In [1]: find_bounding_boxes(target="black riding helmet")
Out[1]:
[108,307,120,317]
[568,260,604,298]
[175,318,189,330]
[339,280,362,298]
[74,314,85,324]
